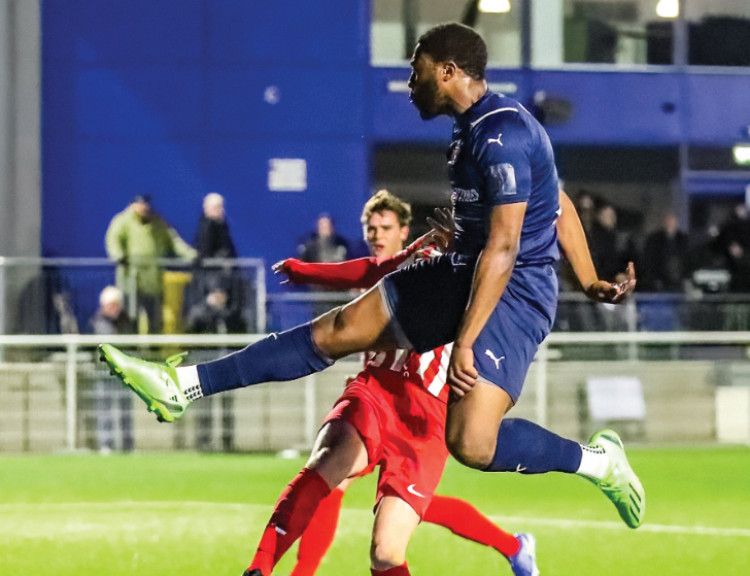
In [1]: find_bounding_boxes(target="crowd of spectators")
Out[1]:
[19,188,750,341]
[560,190,750,297]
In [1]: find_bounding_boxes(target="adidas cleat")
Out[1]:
[586,429,645,529]
[508,533,539,576]
[98,343,189,423]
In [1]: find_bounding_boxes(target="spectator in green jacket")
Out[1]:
[105,193,197,333]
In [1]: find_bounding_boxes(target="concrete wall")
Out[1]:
[0,357,740,453]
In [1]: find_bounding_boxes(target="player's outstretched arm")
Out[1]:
[272,231,434,290]
[557,190,636,304]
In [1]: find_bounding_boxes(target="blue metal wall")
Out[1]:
[42,1,750,262]
[42,0,371,269]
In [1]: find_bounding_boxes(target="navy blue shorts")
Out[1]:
[381,254,557,402]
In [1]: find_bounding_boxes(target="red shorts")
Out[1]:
[322,366,449,518]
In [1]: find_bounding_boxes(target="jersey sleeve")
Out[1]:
[280,249,413,290]
[475,111,532,207]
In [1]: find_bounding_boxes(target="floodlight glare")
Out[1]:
[656,0,679,19]
[733,144,750,166]
[479,0,511,14]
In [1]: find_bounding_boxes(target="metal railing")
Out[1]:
[4,256,750,336]
[1,330,749,453]
[0,257,266,336]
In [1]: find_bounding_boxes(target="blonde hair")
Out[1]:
[361,189,412,227]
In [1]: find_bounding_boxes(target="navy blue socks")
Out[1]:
[196,323,333,396]
[485,418,583,474]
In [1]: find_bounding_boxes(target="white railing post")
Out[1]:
[65,341,78,451]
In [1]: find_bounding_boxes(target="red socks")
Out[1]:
[423,495,520,557]
[290,487,345,576]
[371,563,411,576]
[247,468,332,575]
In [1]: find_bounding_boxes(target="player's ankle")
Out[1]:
[176,365,203,400]
[576,443,608,479]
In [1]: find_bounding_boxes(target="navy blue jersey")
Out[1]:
[448,91,560,264]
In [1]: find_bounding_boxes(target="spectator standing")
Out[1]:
[88,286,136,452]
[717,203,750,292]
[642,212,688,292]
[589,204,626,280]
[105,193,197,333]
[195,192,237,260]
[191,192,244,324]
[298,213,349,263]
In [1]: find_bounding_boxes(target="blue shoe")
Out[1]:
[508,533,539,576]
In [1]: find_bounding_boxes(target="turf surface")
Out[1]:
[1,446,748,575]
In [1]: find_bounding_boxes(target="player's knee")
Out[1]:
[445,432,494,470]
[311,306,348,357]
[370,535,407,571]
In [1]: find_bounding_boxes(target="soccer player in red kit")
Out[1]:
[244,190,538,576]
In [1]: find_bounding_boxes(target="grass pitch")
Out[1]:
[1,446,748,575]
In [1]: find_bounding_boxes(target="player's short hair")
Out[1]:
[416,22,487,81]
[361,189,412,228]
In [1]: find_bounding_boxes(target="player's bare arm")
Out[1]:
[448,201,526,398]
[557,190,636,304]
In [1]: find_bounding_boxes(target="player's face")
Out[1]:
[408,48,444,120]
[365,210,409,259]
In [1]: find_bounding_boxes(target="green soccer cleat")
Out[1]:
[585,429,645,529]
[98,343,190,423]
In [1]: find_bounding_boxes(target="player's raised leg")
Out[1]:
[99,284,398,422]
[446,385,645,528]
[579,428,645,528]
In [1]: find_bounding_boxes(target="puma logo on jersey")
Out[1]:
[487,132,503,146]
[484,349,505,369]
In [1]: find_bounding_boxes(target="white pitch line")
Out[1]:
[484,514,750,538]
[2,501,749,538]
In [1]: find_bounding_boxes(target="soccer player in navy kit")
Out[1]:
[101,21,644,538]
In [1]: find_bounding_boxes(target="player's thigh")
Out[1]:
[370,496,421,567]
[306,420,369,487]
[445,380,513,469]
[311,284,399,358]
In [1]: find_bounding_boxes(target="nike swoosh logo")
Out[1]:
[407,484,425,498]
[515,463,527,473]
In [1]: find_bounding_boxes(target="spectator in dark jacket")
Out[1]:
[195,192,237,260]
[642,212,688,292]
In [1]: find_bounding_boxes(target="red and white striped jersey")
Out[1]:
[279,245,452,402]
[365,343,453,403]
